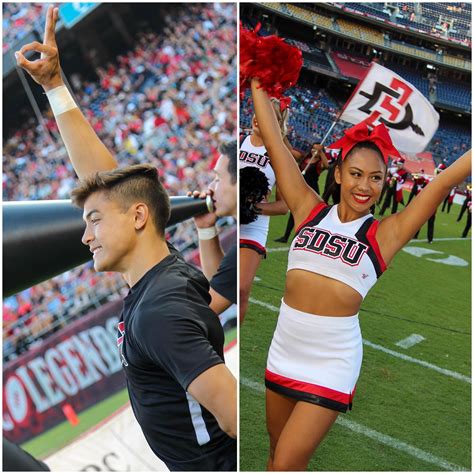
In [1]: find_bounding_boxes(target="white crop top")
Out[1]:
[239,135,276,191]
[288,203,387,298]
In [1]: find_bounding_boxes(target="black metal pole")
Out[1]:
[3,196,212,297]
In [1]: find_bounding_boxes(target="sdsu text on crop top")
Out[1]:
[288,203,387,298]
[239,135,276,191]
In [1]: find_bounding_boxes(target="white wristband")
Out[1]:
[197,226,218,240]
[46,85,78,117]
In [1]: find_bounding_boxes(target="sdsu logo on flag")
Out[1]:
[340,62,439,153]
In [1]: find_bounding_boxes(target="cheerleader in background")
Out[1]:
[379,157,408,215]
[441,186,457,213]
[239,99,290,323]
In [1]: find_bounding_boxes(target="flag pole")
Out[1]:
[301,62,378,175]
[302,117,339,175]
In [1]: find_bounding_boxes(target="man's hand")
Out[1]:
[15,6,63,91]
[188,190,218,228]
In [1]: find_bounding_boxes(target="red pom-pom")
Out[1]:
[240,23,303,101]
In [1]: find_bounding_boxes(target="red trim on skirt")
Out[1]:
[265,368,354,405]
[240,239,266,255]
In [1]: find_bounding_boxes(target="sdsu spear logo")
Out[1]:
[339,62,439,153]
[358,79,424,136]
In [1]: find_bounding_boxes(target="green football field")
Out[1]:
[240,194,471,471]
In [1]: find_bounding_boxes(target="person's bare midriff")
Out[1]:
[284,269,363,316]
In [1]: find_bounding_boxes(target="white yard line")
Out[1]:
[240,377,468,471]
[396,334,426,349]
[249,298,471,384]
[363,339,470,383]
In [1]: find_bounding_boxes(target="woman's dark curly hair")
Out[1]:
[240,167,270,225]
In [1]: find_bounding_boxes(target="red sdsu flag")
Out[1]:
[340,62,439,153]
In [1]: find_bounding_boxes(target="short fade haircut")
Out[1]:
[218,140,237,184]
[71,164,171,237]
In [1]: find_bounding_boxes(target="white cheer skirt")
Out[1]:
[240,214,270,253]
[265,299,363,412]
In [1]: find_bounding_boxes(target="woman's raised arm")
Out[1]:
[378,150,471,263]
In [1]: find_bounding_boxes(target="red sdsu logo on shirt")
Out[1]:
[294,228,368,266]
[117,321,128,367]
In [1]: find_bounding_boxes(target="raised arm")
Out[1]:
[15,6,117,180]
[251,79,321,226]
[378,150,471,263]
[257,186,289,216]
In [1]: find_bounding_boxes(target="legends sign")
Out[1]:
[3,300,126,444]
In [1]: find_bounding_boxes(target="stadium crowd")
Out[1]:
[240,81,470,166]
[3,3,236,361]
[4,3,236,201]
[3,266,127,362]
[2,3,48,53]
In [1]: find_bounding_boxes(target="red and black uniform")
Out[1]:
[441,187,457,213]
[266,202,387,413]
[407,174,426,205]
[380,163,408,215]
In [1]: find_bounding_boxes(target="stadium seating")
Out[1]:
[3,3,237,359]
[436,80,472,110]
[257,3,470,69]
[240,80,470,166]
[243,10,472,112]
[286,4,334,30]
[2,3,48,52]
[336,2,471,43]
[429,121,471,165]
[344,3,391,20]
[334,18,385,45]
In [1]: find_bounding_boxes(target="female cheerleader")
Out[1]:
[239,99,290,323]
[250,78,471,471]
